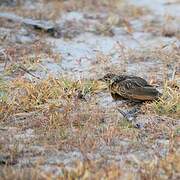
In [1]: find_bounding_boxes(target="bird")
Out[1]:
[99,73,162,102]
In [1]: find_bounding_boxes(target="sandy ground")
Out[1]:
[0,0,179,179]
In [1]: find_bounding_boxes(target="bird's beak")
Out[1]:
[97,78,104,82]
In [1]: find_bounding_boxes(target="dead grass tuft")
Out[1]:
[61,159,122,179]
[0,76,103,121]
[144,81,180,119]
[2,41,61,76]
[139,150,180,180]
[0,167,43,180]
[0,76,8,103]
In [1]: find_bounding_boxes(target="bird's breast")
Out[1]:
[109,82,126,96]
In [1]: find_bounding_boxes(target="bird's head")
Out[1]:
[98,73,117,84]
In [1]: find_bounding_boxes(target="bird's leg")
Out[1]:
[117,107,140,121]
[117,105,143,128]
[117,109,134,121]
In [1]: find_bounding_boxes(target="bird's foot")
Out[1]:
[117,107,139,121]
[133,122,144,129]
[117,107,142,128]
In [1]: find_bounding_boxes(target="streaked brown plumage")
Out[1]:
[99,73,162,101]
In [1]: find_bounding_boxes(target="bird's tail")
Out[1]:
[130,87,162,101]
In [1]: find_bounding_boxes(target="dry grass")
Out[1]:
[0,72,179,179]
[0,0,64,21]
[0,0,150,37]
[0,76,8,103]
[0,76,103,121]
[61,160,122,179]
[0,167,43,180]
[1,149,179,180]
[122,42,179,64]
[139,148,180,180]
[1,41,61,76]
[61,147,180,179]
[0,160,122,180]
[143,80,180,119]
[144,15,180,39]
[0,0,179,179]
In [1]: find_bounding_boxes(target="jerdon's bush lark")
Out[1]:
[99,73,162,102]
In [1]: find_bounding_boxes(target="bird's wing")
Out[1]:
[128,76,151,87]
[114,79,160,101]
[113,75,151,87]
